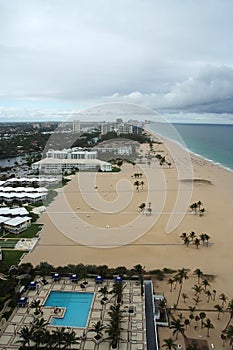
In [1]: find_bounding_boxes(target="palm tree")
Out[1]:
[140,181,144,190]
[138,202,146,212]
[212,289,217,301]
[184,236,190,247]
[190,203,198,214]
[162,337,177,349]
[204,233,210,246]
[189,231,196,241]
[201,279,210,291]
[199,208,205,216]
[170,318,185,340]
[99,286,109,301]
[199,312,206,328]
[175,268,190,305]
[203,318,214,337]
[51,327,67,349]
[193,295,202,306]
[199,233,207,246]
[205,290,212,303]
[184,318,190,330]
[63,329,80,349]
[134,180,140,191]
[214,304,224,320]
[224,299,233,330]
[193,269,203,284]
[168,278,175,292]
[182,293,189,303]
[192,284,203,296]
[30,299,42,316]
[194,237,201,249]
[110,281,125,304]
[219,293,228,307]
[223,325,233,349]
[221,332,227,347]
[18,325,33,348]
[197,200,202,210]
[89,320,105,342]
[195,315,200,328]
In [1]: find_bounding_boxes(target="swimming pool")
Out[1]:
[44,291,94,328]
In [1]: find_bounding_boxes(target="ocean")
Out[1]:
[147,123,233,172]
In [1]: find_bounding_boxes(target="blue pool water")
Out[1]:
[44,291,94,328]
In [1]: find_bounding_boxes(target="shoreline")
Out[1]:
[145,124,233,175]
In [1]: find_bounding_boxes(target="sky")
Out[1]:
[0,0,233,123]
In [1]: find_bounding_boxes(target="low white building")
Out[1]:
[46,147,97,160]
[0,215,31,234]
[32,158,112,174]
[3,216,31,234]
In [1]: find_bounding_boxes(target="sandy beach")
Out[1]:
[23,131,233,297]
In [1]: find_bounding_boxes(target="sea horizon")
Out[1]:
[147,122,233,173]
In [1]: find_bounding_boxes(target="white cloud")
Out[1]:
[102,65,233,113]
[0,0,233,117]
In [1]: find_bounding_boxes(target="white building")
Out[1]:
[32,158,112,174]
[72,119,80,133]
[32,147,112,174]
[46,148,97,160]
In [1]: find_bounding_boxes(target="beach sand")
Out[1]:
[22,131,233,348]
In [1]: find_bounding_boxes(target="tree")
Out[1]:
[184,318,190,330]
[89,320,105,342]
[223,325,233,349]
[51,327,67,349]
[134,180,140,191]
[18,325,33,348]
[192,284,203,296]
[201,279,210,291]
[168,278,175,292]
[30,299,42,316]
[184,236,190,247]
[138,202,146,212]
[199,312,206,328]
[219,293,228,307]
[193,295,202,306]
[205,290,212,303]
[182,293,189,303]
[193,268,203,284]
[199,208,205,216]
[194,237,201,249]
[175,268,190,306]
[225,299,233,330]
[214,304,223,320]
[203,318,214,337]
[63,329,80,349]
[99,286,109,301]
[162,337,177,349]
[189,231,196,241]
[106,304,123,349]
[170,318,185,340]
[190,203,198,214]
[110,282,125,304]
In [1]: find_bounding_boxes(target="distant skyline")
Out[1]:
[0,0,233,123]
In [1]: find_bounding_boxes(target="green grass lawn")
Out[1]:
[0,239,18,248]
[0,250,24,268]
[5,224,43,239]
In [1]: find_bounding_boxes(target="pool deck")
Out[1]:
[0,277,147,349]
